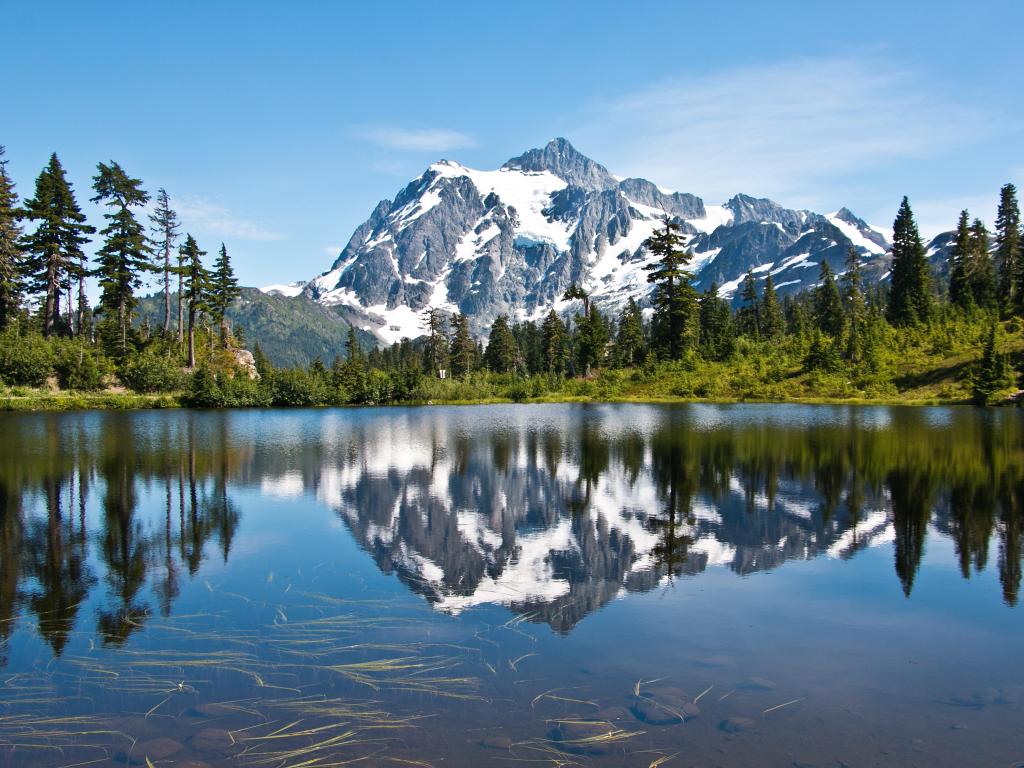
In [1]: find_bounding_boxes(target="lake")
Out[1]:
[0,403,1022,767]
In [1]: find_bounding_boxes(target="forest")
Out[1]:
[1,145,1022,409]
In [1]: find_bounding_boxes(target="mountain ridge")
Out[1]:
[268,138,948,344]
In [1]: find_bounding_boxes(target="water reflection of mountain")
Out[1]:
[309,407,1024,631]
[0,405,1021,661]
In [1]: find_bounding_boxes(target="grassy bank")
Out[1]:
[0,386,182,411]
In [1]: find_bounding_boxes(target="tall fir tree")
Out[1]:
[887,196,932,326]
[91,161,152,355]
[841,248,867,363]
[449,313,476,378]
[736,270,760,339]
[21,153,93,337]
[484,315,518,373]
[574,303,609,375]
[540,309,567,374]
[972,321,1010,404]
[814,261,844,337]
[949,210,974,311]
[209,243,241,343]
[759,273,784,340]
[698,283,735,361]
[614,298,645,367]
[0,147,24,331]
[968,218,996,309]
[993,183,1021,314]
[179,234,211,368]
[421,307,449,376]
[644,220,697,359]
[148,189,180,335]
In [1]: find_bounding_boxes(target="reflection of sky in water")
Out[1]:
[0,403,1022,768]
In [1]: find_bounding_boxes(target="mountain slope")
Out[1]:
[293,139,914,342]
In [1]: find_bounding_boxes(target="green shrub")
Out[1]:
[120,352,186,393]
[54,340,109,390]
[184,366,224,407]
[0,331,55,386]
[270,368,329,406]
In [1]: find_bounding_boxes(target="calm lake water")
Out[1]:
[0,403,1022,767]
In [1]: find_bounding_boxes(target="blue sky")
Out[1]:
[5,0,1022,290]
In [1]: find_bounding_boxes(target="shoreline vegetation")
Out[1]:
[1,146,1023,412]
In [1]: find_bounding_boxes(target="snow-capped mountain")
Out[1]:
[292,138,896,343]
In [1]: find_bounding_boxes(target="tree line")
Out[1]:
[0,146,240,385]
[1,140,1022,406]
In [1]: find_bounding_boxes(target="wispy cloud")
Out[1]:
[353,125,478,153]
[175,195,286,242]
[574,56,991,206]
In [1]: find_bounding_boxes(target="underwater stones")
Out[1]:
[190,727,235,753]
[629,690,693,725]
[117,737,184,763]
[740,676,777,691]
[594,705,632,723]
[480,736,513,750]
[186,702,237,718]
[719,717,759,733]
[550,720,619,755]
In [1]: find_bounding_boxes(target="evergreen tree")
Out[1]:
[0,147,24,331]
[759,272,784,340]
[614,298,645,367]
[540,309,567,374]
[449,313,476,378]
[814,261,844,337]
[484,315,518,373]
[994,183,1021,314]
[209,243,241,343]
[574,303,609,375]
[968,218,996,309]
[179,234,210,368]
[644,220,697,358]
[736,270,760,339]
[949,210,974,311]
[422,307,449,376]
[887,197,932,325]
[91,161,152,355]
[148,189,180,335]
[698,283,735,361]
[841,248,867,363]
[972,321,1011,404]
[21,153,93,337]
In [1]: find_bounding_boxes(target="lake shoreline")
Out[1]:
[2,388,1009,412]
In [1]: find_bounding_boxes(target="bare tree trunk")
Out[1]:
[187,305,196,368]
[177,270,184,346]
[163,244,171,334]
[44,258,59,338]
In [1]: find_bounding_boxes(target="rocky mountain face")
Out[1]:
[286,138,930,343]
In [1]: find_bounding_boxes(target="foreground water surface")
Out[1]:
[0,403,1022,767]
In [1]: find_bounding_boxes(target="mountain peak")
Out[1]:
[501,137,617,190]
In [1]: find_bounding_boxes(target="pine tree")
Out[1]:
[698,283,734,361]
[644,220,697,358]
[540,309,567,374]
[209,243,241,343]
[148,189,180,335]
[422,307,449,376]
[179,234,211,368]
[736,270,760,339]
[91,161,152,355]
[614,298,645,367]
[949,210,974,311]
[972,321,1010,404]
[887,196,932,326]
[0,147,24,331]
[449,313,476,378]
[994,183,1021,314]
[814,261,844,337]
[841,248,867,363]
[484,315,518,373]
[21,153,93,337]
[968,218,996,309]
[759,272,784,340]
[574,303,609,375]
